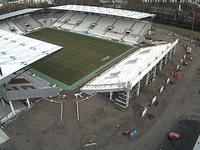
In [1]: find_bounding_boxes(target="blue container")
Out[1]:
[129,128,137,140]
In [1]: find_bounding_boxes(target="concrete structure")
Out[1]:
[81,39,178,108]
[51,10,153,44]
[0,29,62,124]
[50,5,156,20]
[0,8,43,21]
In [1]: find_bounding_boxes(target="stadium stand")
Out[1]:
[0,7,153,44]
[104,18,135,40]
[88,16,116,36]
[6,20,23,34]
[12,15,42,32]
[50,9,152,44]
[61,12,87,30]
[73,14,101,32]
[0,6,157,125]
[52,12,74,27]
[110,18,135,34]
[0,15,42,34]
[0,21,12,32]
[131,21,145,35]
[123,34,141,44]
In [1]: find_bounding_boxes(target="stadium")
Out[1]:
[3,4,200,150]
[0,5,179,122]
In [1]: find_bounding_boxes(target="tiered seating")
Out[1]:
[123,35,140,44]
[131,21,146,35]
[88,16,116,36]
[112,19,134,33]
[74,14,101,32]
[119,21,151,44]
[50,11,152,44]
[104,19,135,40]
[34,12,64,26]
[104,32,123,40]
[0,22,11,32]
[52,12,74,27]
[0,10,153,44]
[61,13,87,30]
[6,21,23,34]
[139,22,152,37]
[13,15,42,32]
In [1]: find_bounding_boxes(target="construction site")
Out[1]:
[0,3,199,150]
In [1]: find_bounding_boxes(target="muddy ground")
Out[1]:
[162,119,200,150]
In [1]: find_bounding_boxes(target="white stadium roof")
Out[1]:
[0,8,42,21]
[0,128,9,144]
[0,30,62,82]
[51,5,155,20]
[81,39,178,93]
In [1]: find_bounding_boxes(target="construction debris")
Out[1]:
[85,142,97,147]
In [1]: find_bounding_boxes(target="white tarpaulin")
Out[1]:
[51,5,155,20]
[82,39,178,93]
[0,29,62,83]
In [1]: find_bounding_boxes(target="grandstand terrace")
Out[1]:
[0,4,199,150]
[81,39,178,108]
[0,6,155,44]
[0,5,179,123]
[50,5,155,44]
[0,29,62,124]
[0,8,43,34]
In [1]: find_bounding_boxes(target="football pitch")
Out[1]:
[27,28,132,89]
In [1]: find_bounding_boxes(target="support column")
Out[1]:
[164,53,168,65]
[1,97,5,106]
[126,91,130,107]
[145,72,150,86]
[9,101,16,115]
[153,65,157,78]
[109,92,113,100]
[173,46,176,55]
[169,50,173,60]
[26,99,31,107]
[159,59,163,71]
[136,81,141,96]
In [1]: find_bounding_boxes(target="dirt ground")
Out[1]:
[162,119,200,150]
[1,28,200,150]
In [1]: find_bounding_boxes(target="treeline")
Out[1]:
[53,0,99,6]
[0,2,49,15]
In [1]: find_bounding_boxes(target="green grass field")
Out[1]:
[27,28,132,87]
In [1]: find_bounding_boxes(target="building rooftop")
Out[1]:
[0,8,42,21]
[81,39,178,93]
[0,29,62,83]
[50,5,156,20]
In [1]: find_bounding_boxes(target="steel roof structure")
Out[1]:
[0,29,62,83]
[0,8,43,21]
[81,39,178,93]
[50,5,156,20]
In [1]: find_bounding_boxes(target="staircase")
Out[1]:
[114,91,129,108]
